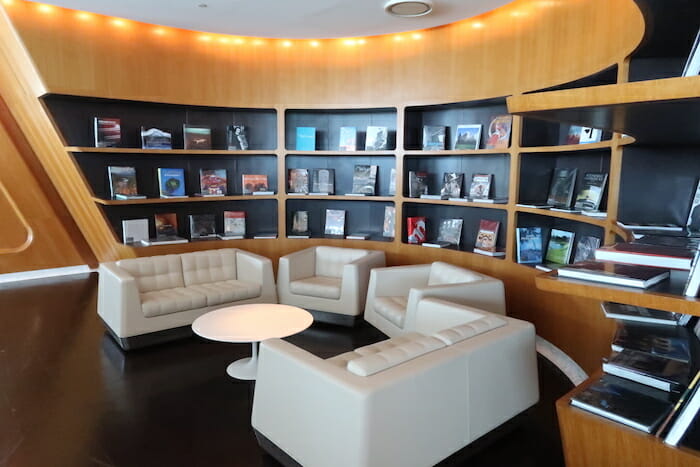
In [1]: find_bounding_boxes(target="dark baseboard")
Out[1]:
[307,309,361,327]
[102,320,194,350]
[254,430,302,467]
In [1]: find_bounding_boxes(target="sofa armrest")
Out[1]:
[280,247,316,282]
[368,264,431,297]
[340,250,386,310]
[236,249,277,301]
[412,298,490,335]
[97,262,142,337]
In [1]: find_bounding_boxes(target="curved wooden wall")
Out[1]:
[1,0,647,371]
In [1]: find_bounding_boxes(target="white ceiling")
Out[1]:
[39,0,513,39]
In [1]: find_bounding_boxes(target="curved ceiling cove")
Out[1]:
[37,0,513,39]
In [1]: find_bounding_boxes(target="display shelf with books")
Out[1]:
[284,108,397,151]
[520,118,611,148]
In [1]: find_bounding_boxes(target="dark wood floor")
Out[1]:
[0,273,572,467]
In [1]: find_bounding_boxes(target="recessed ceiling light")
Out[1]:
[384,0,433,17]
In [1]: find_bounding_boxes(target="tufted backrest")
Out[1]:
[432,314,507,345]
[427,261,484,286]
[180,249,238,286]
[315,246,369,278]
[117,255,185,293]
[346,334,446,376]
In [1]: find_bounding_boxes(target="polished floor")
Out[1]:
[0,273,572,467]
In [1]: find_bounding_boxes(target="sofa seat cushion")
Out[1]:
[427,261,484,286]
[326,332,425,369]
[141,287,208,318]
[187,280,262,307]
[433,314,507,345]
[181,249,238,286]
[346,335,446,376]
[373,296,408,328]
[289,275,341,299]
[117,255,185,293]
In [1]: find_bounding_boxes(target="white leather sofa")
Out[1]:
[98,248,277,349]
[277,246,386,326]
[252,299,538,467]
[363,262,506,337]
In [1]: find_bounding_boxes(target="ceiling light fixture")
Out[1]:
[384,0,433,18]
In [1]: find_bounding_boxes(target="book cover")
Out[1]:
[475,219,500,252]
[440,172,464,198]
[454,124,482,150]
[296,127,316,151]
[603,349,691,392]
[580,126,603,144]
[686,179,700,232]
[188,213,217,239]
[223,211,246,237]
[121,218,148,245]
[407,216,427,244]
[422,125,446,150]
[338,126,357,151]
[664,375,700,446]
[469,173,492,200]
[436,218,463,246]
[408,171,429,198]
[324,209,346,236]
[242,174,269,194]
[566,125,582,145]
[574,172,608,211]
[183,124,212,150]
[94,117,121,148]
[547,168,578,209]
[516,227,543,264]
[108,166,140,199]
[365,126,388,151]
[351,165,378,195]
[485,115,512,149]
[157,168,186,197]
[199,169,227,196]
[288,168,309,194]
[612,321,693,363]
[388,168,396,196]
[291,210,309,235]
[557,261,671,289]
[311,168,335,194]
[573,235,601,263]
[226,125,249,150]
[154,213,178,238]
[684,249,700,297]
[141,127,172,149]
[383,206,395,238]
[595,242,695,270]
[601,302,688,326]
[545,229,575,264]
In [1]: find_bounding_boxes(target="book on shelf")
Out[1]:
[516,203,552,209]
[346,232,370,240]
[157,168,187,197]
[351,164,378,195]
[183,124,211,150]
[226,125,249,150]
[611,321,694,363]
[422,242,453,248]
[573,172,608,211]
[324,209,346,236]
[681,26,700,77]
[545,229,575,264]
[242,174,269,195]
[222,211,246,238]
[601,302,694,327]
[440,172,463,199]
[686,179,700,233]
[535,263,566,273]
[253,232,278,239]
[594,242,695,270]
[570,373,676,434]
[311,168,335,195]
[579,127,603,144]
[485,115,512,149]
[580,210,607,218]
[469,197,508,204]
[365,126,388,151]
[573,235,601,263]
[288,168,309,194]
[469,173,492,200]
[565,125,582,145]
[198,169,227,196]
[94,117,121,148]
[516,227,543,264]
[454,124,482,150]
[141,236,189,246]
[664,371,700,447]
[121,218,149,245]
[475,219,500,253]
[407,216,427,244]
[338,126,357,151]
[141,127,172,150]
[291,210,309,236]
[383,206,395,238]
[422,125,446,150]
[188,213,217,239]
[388,168,396,196]
[546,168,578,209]
[603,348,691,392]
[617,222,684,232]
[148,212,188,245]
[296,127,316,151]
[557,261,671,289]
[408,171,429,198]
[420,194,444,200]
[684,249,700,297]
[436,218,463,247]
[108,166,144,199]
[474,248,506,257]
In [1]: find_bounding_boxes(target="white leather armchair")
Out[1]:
[277,246,386,325]
[364,261,506,337]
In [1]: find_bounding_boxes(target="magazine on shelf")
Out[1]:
[296,127,316,151]
[365,126,388,151]
[573,236,601,263]
[407,216,427,244]
[311,168,335,194]
[226,125,249,150]
[611,321,694,363]
[594,242,695,270]
[440,172,464,199]
[485,115,512,149]
[183,124,212,150]
[436,218,463,247]
[94,117,121,148]
[188,214,217,239]
[574,172,608,211]
[157,168,187,197]
[108,166,144,199]
[422,126,446,150]
[242,174,269,195]
[351,165,377,195]
[338,126,357,151]
[121,218,149,245]
[557,261,670,289]
[141,127,172,150]
[454,124,482,150]
[516,227,543,264]
[545,229,575,264]
[288,168,309,194]
[383,206,395,238]
[469,173,492,200]
[601,302,694,327]
[408,171,429,198]
[291,210,309,236]
[324,209,346,236]
[603,348,691,392]
[547,168,578,209]
[221,211,246,238]
[198,169,227,196]
[475,219,500,252]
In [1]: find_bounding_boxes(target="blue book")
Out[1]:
[157,168,187,197]
[296,127,316,151]
[516,227,543,264]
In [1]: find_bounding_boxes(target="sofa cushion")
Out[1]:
[432,314,507,345]
[141,287,208,317]
[289,275,342,299]
[187,280,261,307]
[373,296,408,328]
[117,255,185,293]
[326,332,424,368]
[346,335,446,376]
[315,246,369,278]
[427,261,484,286]
[180,249,237,286]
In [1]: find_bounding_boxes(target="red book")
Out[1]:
[407,217,426,244]
[594,243,695,270]
[557,261,670,289]
[475,219,500,252]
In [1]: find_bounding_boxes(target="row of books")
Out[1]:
[519,168,608,214]
[289,206,396,239]
[406,217,503,256]
[515,227,600,267]
[288,166,382,196]
[296,126,389,151]
[407,171,504,201]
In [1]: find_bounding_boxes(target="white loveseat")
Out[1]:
[98,248,277,349]
[251,299,538,467]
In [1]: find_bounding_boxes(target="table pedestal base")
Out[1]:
[226,341,259,380]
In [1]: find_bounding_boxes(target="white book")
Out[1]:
[122,219,149,245]
[682,27,700,77]
[141,236,189,246]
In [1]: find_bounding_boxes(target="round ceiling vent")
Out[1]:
[384,0,434,17]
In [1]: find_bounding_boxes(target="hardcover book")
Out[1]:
[557,261,671,289]
[324,209,346,236]
[408,171,429,198]
[574,172,608,211]
[388,168,396,196]
[485,115,512,149]
[154,213,179,238]
[612,322,693,363]
[566,125,582,145]
[291,210,309,235]
[603,349,691,392]
[684,249,700,297]
[365,126,388,151]
[422,125,446,150]
[157,168,187,197]
[436,218,463,247]
[94,117,121,148]
[579,126,603,144]
[665,373,700,446]
[547,168,578,209]
[545,229,575,264]
[108,166,143,199]
[516,227,543,264]
[594,242,695,270]
[311,168,335,194]
[601,302,693,326]
[188,213,217,239]
[242,174,269,194]
[407,216,427,244]
[440,172,464,198]
[226,125,249,150]
[454,124,482,150]
[121,218,148,245]
[338,126,357,151]
[141,127,172,150]
[469,173,492,200]
[223,211,246,238]
[183,124,212,150]
[573,236,601,263]
[383,206,395,238]
[198,169,227,196]
[296,127,316,151]
[475,219,500,252]
[288,168,309,194]
[351,165,378,195]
